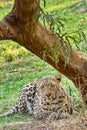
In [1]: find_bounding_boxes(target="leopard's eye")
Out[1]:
[51,84,55,87]
[41,85,44,89]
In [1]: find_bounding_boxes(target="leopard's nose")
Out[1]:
[46,94,51,97]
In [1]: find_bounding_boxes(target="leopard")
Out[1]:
[0,75,73,120]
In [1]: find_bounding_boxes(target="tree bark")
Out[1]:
[0,0,87,104]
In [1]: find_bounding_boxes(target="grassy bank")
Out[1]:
[0,0,86,124]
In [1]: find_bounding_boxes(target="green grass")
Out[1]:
[0,0,86,125]
[44,0,79,11]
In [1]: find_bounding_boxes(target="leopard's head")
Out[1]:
[37,75,62,100]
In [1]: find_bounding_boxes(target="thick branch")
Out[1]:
[17,22,87,103]
[0,0,87,104]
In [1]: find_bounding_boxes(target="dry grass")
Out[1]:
[0,113,87,130]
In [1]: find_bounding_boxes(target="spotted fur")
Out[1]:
[0,75,73,120]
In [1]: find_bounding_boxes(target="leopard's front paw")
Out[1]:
[46,112,58,121]
[58,112,70,119]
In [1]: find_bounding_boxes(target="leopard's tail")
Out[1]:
[0,106,18,117]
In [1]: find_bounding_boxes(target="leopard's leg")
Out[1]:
[46,112,58,121]
[46,105,72,121]
[46,111,70,121]
[57,102,73,119]
[33,105,51,120]
[13,83,36,115]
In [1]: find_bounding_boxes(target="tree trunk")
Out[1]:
[0,0,87,104]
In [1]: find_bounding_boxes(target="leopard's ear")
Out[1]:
[55,75,62,82]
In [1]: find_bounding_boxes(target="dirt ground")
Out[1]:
[0,114,87,130]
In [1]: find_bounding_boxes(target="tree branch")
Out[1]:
[0,0,87,104]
